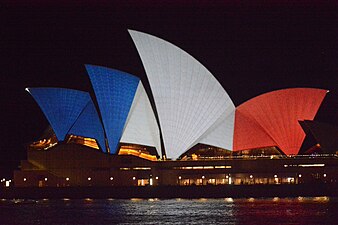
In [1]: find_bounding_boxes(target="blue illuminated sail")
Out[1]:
[69,100,106,152]
[27,88,91,141]
[85,65,140,154]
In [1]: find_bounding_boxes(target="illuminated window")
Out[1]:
[137,179,149,186]
[196,179,203,185]
[193,166,203,169]
[287,177,294,183]
[215,166,232,169]
[203,166,214,169]
[208,179,216,185]
[133,167,151,170]
[284,164,325,168]
[120,168,131,170]
[174,165,232,170]
[298,164,325,167]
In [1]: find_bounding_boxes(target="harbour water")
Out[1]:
[0,197,336,225]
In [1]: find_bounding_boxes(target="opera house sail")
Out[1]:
[129,30,235,159]
[233,88,327,155]
[26,88,93,142]
[85,65,161,155]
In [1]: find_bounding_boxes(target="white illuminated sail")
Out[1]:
[121,82,161,155]
[129,30,235,159]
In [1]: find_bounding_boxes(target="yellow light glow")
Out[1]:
[118,147,157,161]
[175,165,231,170]
[83,138,100,149]
[133,167,151,170]
[66,135,100,149]
[284,164,325,167]
[298,164,325,167]
[120,168,131,170]
[193,166,203,169]
[203,166,214,169]
[273,197,280,202]
[30,137,57,150]
[313,196,330,203]
[224,198,234,203]
[183,167,193,169]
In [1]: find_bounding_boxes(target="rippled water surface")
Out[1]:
[0,197,336,225]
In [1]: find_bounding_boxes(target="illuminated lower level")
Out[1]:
[12,143,338,188]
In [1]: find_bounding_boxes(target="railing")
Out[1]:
[180,154,337,161]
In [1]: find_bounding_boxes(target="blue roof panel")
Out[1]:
[85,65,140,154]
[27,88,91,141]
[69,100,106,152]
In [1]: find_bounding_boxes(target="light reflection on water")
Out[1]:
[0,197,336,225]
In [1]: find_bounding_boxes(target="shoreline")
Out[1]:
[1,183,336,199]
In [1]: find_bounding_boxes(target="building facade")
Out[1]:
[14,30,338,188]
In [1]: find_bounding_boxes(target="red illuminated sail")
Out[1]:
[233,88,327,155]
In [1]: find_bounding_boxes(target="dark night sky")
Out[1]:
[0,1,337,177]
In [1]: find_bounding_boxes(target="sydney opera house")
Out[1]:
[13,30,337,188]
